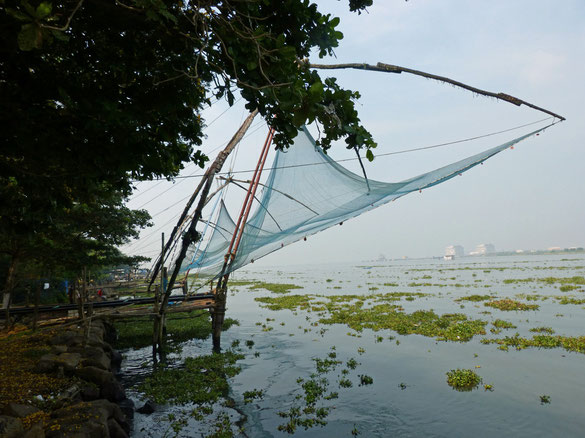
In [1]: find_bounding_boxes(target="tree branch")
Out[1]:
[40,0,85,31]
[307,61,566,121]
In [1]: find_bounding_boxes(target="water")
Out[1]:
[120,254,585,437]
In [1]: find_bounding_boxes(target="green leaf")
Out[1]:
[366,149,374,162]
[6,8,32,22]
[51,29,69,42]
[246,61,257,71]
[17,23,42,51]
[309,81,324,97]
[36,2,52,19]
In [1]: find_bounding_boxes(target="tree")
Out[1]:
[0,0,378,316]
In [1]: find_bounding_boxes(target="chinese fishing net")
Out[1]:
[178,122,553,280]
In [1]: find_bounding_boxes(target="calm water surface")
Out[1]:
[121,254,585,437]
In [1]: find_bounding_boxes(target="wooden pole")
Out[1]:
[212,128,275,352]
[157,110,258,354]
[307,61,566,121]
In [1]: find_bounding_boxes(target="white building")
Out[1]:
[445,245,465,258]
[472,243,495,255]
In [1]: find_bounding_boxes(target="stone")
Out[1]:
[107,419,129,438]
[49,331,84,347]
[5,403,40,418]
[75,366,114,386]
[48,400,111,438]
[54,353,82,373]
[117,399,134,424]
[80,385,100,402]
[0,415,24,438]
[36,354,58,373]
[22,423,45,438]
[109,350,123,369]
[101,380,126,402]
[51,345,67,354]
[136,400,156,415]
[80,350,111,371]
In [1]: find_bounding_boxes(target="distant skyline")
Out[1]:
[122,1,585,268]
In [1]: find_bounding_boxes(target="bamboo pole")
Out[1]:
[155,110,258,356]
[307,61,566,121]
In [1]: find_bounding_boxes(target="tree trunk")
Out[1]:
[33,278,42,332]
[2,250,20,330]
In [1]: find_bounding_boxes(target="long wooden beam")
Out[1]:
[307,61,565,121]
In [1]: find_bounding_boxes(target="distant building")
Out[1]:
[471,243,495,255]
[445,245,465,258]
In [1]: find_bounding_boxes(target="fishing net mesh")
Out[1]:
[178,125,547,280]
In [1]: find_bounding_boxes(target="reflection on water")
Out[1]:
[121,254,585,437]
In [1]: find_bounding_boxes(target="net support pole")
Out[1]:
[154,109,258,359]
[212,128,274,352]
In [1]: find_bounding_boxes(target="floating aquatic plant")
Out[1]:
[484,299,539,311]
[446,369,482,391]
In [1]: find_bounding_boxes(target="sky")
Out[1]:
[122,0,585,266]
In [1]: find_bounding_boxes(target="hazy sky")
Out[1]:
[122,0,585,266]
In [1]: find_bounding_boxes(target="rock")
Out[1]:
[55,385,82,406]
[80,385,100,402]
[75,366,114,387]
[48,400,117,438]
[4,403,40,418]
[110,350,123,369]
[89,400,129,433]
[0,415,24,438]
[137,400,156,415]
[51,345,67,354]
[107,419,128,438]
[117,399,134,423]
[81,350,111,371]
[22,423,45,438]
[54,353,82,373]
[49,331,84,348]
[101,380,126,402]
[36,354,58,373]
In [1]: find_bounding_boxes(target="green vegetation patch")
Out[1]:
[529,327,555,334]
[277,348,365,434]
[555,296,585,305]
[256,293,485,342]
[139,351,244,405]
[446,369,482,391]
[228,280,257,287]
[484,299,539,311]
[455,294,492,302]
[320,306,486,342]
[114,311,238,350]
[250,282,303,294]
[255,294,315,311]
[492,319,516,329]
[503,276,585,286]
[481,334,585,354]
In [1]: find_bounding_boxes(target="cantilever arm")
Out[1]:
[306,61,565,121]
